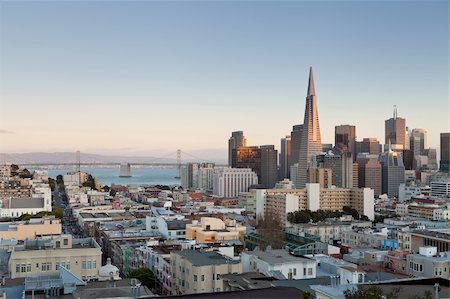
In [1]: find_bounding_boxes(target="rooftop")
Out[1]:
[173,250,240,266]
[246,249,313,265]
[9,197,44,209]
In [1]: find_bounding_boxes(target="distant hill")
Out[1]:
[0,151,226,164]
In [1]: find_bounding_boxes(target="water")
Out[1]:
[41,166,180,186]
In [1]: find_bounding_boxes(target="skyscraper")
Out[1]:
[440,133,450,172]
[385,106,406,149]
[380,149,405,197]
[260,145,278,188]
[357,138,382,155]
[232,145,278,188]
[296,67,322,188]
[228,131,247,166]
[279,135,291,180]
[335,125,356,159]
[290,124,303,167]
[410,128,428,156]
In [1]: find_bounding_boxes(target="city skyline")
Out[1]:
[0,1,448,158]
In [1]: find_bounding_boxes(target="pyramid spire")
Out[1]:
[307,66,316,96]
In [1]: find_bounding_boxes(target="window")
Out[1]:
[41,263,52,271]
[420,264,423,272]
[303,268,306,276]
[293,268,297,276]
[216,273,220,280]
[16,264,20,273]
[212,273,215,280]
[82,261,87,269]
[87,261,92,269]
[92,261,96,269]
[194,275,197,282]
[56,241,60,248]
[308,268,313,275]
[27,264,31,272]
[201,275,205,281]
[63,238,69,245]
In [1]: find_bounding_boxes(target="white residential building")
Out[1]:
[213,168,258,198]
[242,248,316,280]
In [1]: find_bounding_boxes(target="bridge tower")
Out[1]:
[175,149,181,179]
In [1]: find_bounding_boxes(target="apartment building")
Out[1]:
[170,250,242,295]
[9,235,102,281]
[238,191,256,214]
[241,248,316,279]
[407,246,450,279]
[340,228,388,248]
[0,216,61,240]
[256,184,374,226]
[409,229,450,253]
[286,219,371,244]
[185,217,246,244]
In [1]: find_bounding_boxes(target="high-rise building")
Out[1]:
[181,163,215,191]
[260,145,278,189]
[213,168,258,197]
[307,167,332,188]
[296,67,322,188]
[228,131,247,166]
[280,135,291,180]
[402,149,414,170]
[410,128,428,156]
[440,133,450,172]
[385,106,406,149]
[357,138,381,155]
[424,148,438,170]
[290,125,303,167]
[380,149,405,197]
[357,153,382,196]
[232,146,277,188]
[335,125,356,159]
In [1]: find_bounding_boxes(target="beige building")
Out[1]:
[185,217,246,244]
[256,184,374,227]
[238,191,256,214]
[9,235,102,281]
[409,229,450,253]
[170,250,242,295]
[0,216,61,240]
[307,167,332,188]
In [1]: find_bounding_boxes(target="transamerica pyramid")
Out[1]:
[296,66,322,188]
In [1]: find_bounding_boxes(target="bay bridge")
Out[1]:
[17,150,226,168]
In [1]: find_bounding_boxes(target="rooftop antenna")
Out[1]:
[393,105,397,119]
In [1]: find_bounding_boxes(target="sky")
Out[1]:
[0,0,448,161]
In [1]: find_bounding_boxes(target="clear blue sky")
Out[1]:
[0,0,448,160]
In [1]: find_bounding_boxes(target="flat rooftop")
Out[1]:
[173,250,240,267]
[247,249,313,265]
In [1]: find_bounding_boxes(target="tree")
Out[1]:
[128,268,156,290]
[342,206,360,220]
[256,211,284,250]
[48,178,56,192]
[52,207,63,219]
[344,286,384,299]
[56,175,64,184]
[82,174,96,189]
[18,213,33,221]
